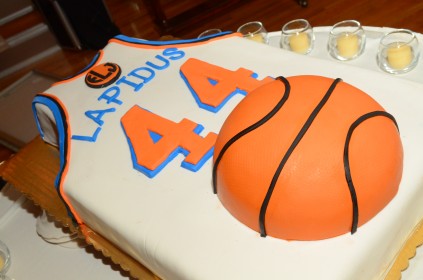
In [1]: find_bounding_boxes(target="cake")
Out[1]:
[31,32,423,279]
[213,75,403,241]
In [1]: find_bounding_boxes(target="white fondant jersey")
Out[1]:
[32,32,423,280]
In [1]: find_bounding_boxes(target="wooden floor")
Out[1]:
[1,0,423,90]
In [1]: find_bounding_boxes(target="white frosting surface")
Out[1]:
[33,33,423,280]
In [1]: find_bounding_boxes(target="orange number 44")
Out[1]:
[121,105,217,178]
[180,58,273,112]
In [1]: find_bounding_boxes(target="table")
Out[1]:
[143,0,245,34]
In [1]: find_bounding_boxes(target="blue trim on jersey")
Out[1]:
[114,31,233,46]
[32,95,76,223]
[32,95,68,188]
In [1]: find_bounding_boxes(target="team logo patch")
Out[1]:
[85,62,121,88]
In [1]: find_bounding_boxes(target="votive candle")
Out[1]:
[387,43,413,70]
[289,32,310,54]
[337,33,359,58]
[247,33,265,43]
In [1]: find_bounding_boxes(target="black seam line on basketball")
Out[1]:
[259,77,343,238]
[212,76,291,194]
[343,110,399,234]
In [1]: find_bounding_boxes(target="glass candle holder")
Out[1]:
[377,29,420,74]
[237,21,268,44]
[327,20,366,61]
[0,240,11,280]
[280,19,314,55]
[198,28,222,38]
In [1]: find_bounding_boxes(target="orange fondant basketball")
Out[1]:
[213,75,403,241]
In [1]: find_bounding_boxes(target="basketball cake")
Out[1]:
[213,75,403,241]
[30,32,423,279]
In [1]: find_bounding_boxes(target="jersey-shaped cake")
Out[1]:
[32,32,423,280]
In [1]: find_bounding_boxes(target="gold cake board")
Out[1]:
[0,136,421,280]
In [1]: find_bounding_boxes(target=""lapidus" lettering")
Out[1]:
[71,47,185,142]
